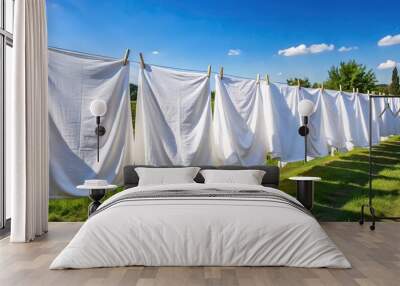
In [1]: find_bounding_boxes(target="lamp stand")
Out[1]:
[304,131,308,163]
[95,116,106,162]
[305,116,309,162]
[298,116,309,163]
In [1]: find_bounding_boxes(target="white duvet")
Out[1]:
[50,183,350,269]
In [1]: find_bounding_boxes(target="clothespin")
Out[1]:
[320,83,324,92]
[356,88,359,94]
[123,49,130,66]
[265,74,270,85]
[219,67,224,79]
[297,79,301,88]
[207,65,211,78]
[339,84,342,92]
[139,52,145,69]
[367,90,370,95]
[353,87,356,94]
[256,74,260,84]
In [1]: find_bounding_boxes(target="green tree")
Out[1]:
[389,66,400,95]
[286,77,311,88]
[312,82,321,89]
[130,83,138,101]
[324,60,377,93]
[375,84,389,95]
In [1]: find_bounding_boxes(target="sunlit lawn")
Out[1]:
[49,136,400,222]
[278,136,400,220]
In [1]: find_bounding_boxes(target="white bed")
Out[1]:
[50,183,351,269]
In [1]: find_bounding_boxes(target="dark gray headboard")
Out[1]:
[124,165,280,189]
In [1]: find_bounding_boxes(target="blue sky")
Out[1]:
[47,0,400,84]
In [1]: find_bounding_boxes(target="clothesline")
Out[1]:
[49,46,395,96]
[48,46,289,84]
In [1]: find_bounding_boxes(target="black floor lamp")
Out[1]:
[359,95,400,231]
[90,99,107,162]
[298,99,315,163]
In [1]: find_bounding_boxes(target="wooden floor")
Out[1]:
[0,222,399,286]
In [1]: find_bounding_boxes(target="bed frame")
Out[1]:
[124,165,280,189]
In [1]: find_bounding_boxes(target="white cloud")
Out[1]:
[308,43,335,54]
[338,46,359,52]
[378,34,400,46]
[227,49,241,56]
[377,60,397,70]
[278,43,334,56]
[152,50,160,55]
[277,72,283,76]
[278,44,308,56]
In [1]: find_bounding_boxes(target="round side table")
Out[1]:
[77,184,117,216]
[289,176,321,210]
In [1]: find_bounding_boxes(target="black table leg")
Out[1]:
[88,189,105,216]
[296,181,314,210]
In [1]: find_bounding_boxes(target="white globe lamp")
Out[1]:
[298,99,315,117]
[90,99,107,117]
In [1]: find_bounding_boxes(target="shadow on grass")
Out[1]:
[281,136,400,221]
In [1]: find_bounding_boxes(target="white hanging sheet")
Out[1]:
[353,93,375,147]
[263,83,326,162]
[134,65,213,166]
[301,88,330,158]
[396,97,400,134]
[357,93,381,145]
[263,83,302,162]
[48,48,134,197]
[376,97,397,137]
[335,92,381,150]
[336,92,359,150]
[213,75,267,165]
[389,97,400,135]
[370,95,382,144]
[319,90,346,149]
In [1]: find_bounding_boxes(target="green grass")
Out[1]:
[131,101,136,128]
[48,189,122,222]
[49,135,400,222]
[277,136,400,221]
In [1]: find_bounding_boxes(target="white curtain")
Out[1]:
[9,0,49,242]
[134,65,213,166]
[213,75,267,165]
[48,48,134,198]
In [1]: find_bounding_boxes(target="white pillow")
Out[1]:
[135,167,201,186]
[200,169,266,185]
